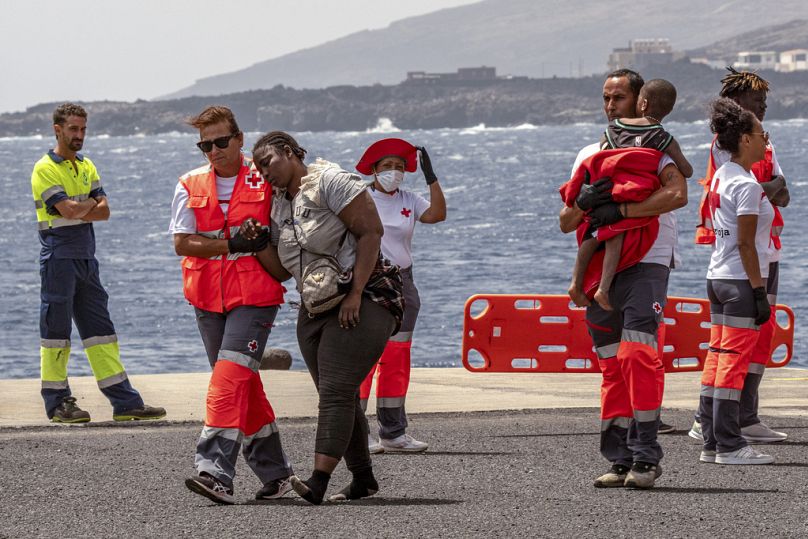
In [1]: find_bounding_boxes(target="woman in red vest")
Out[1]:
[171,107,293,505]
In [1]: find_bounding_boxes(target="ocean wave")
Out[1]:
[366,117,401,134]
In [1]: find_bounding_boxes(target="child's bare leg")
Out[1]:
[594,233,624,311]
[569,237,597,307]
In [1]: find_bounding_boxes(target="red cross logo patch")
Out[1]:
[245,172,264,190]
[401,207,412,217]
[652,302,662,314]
[247,339,258,353]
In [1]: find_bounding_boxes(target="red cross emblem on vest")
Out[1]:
[401,207,412,217]
[245,172,264,189]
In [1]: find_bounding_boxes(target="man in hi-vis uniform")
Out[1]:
[31,103,165,423]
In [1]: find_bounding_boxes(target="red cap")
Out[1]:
[356,138,418,175]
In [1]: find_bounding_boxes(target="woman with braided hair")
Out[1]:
[243,131,403,504]
[691,67,790,445]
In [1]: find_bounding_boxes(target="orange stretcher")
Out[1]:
[462,294,795,373]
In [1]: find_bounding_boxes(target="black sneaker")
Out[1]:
[185,473,235,504]
[255,477,293,500]
[51,397,91,424]
[658,421,676,434]
[113,405,166,421]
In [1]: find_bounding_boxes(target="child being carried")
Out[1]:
[563,78,692,310]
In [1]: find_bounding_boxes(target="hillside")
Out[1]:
[163,0,808,99]
[4,62,808,137]
[687,19,808,62]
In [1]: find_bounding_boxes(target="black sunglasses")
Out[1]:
[196,133,239,153]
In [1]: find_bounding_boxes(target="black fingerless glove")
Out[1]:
[588,202,624,229]
[575,177,613,211]
[416,146,438,185]
[753,286,771,326]
[228,229,269,254]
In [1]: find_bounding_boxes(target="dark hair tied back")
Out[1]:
[709,98,756,155]
[252,131,307,161]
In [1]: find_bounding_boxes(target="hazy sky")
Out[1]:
[0,0,477,113]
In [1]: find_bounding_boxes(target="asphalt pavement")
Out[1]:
[4,408,808,538]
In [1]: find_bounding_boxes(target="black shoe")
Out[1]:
[658,421,676,434]
[51,397,91,424]
[113,405,166,421]
[255,477,293,500]
[185,473,235,504]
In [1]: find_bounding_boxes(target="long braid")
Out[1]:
[719,66,770,98]
[252,131,307,160]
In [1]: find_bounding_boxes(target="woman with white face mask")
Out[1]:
[355,138,447,454]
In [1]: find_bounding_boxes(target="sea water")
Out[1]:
[1,121,805,379]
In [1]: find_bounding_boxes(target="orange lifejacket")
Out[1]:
[695,138,784,248]
[179,155,284,312]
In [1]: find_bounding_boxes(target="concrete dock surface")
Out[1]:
[2,367,808,537]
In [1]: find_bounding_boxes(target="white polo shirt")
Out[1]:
[168,174,237,234]
[571,144,679,268]
[368,187,429,269]
[711,140,783,262]
[706,161,774,280]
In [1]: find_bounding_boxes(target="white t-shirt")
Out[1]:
[711,140,783,262]
[369,187,430,269]
[706,161,775,280]
[169,174,237,234]
[571,143,680,268]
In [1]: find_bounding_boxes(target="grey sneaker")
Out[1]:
[715,446,774,465]
[594,464,630,488]
[51,397,91,424]
[185,473,235,504]
[624,462,662,489]
[368,434,384,454]
[255,477,292,500]
[688,420,703,440]
[380,433,428,453]
[700,450,717,463]
[741,422,787,443]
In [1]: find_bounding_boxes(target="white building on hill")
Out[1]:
[735,51,778,70]
[777,49,808,72]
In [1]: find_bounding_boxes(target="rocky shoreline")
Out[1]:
[3,62,808,136]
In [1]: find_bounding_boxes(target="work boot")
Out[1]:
[255,477,292,500]
[741,422,787,443]
[624,462,662,489]
[380,434,428,453]
[368,434,384,454]
[185,473,235,504]
[51,396,91,424]
[688,420,703,440]
[715,446,774,465]
[113,405,166,421]
[593,464,630,488]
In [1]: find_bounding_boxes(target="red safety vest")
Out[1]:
[179,156,284,312]
[695,137,784,248]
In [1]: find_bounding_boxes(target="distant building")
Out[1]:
[777,49,808,72]
[405,66,499,85]
[608,39,675,71]
[735,51,778,71]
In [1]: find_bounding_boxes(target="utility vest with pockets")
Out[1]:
[179,156,284,312]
